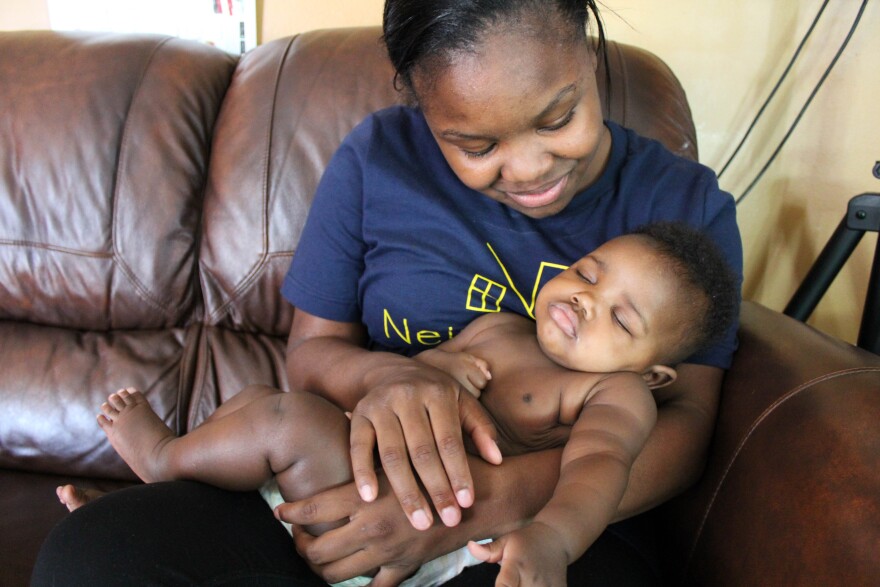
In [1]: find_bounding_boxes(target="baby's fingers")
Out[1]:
[467,539,504,564]
[472,357,491,382]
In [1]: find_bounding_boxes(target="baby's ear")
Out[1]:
[640,365,677,389]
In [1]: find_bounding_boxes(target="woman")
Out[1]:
[34,1,741,585]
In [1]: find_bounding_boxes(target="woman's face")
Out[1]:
[415,27,611,219]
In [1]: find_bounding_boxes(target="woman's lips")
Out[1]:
[548,303,579,339]
[503,174,569,209]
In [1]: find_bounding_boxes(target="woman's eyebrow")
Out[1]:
[439,128,490,141]
[438,84,578,142]
[533,84,577,122]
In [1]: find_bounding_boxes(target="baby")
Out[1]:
[91,222,738,586]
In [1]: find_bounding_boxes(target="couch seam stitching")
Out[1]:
[683,366,880,577]
[111,36,182,322]
[204,36,298,325]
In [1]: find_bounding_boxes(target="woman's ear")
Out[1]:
[640,365,677,389]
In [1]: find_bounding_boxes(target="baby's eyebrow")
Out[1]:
[625,294,648,336]
[590,254,648,336]
[589,255,606,271]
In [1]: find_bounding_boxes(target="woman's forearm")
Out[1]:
[287,333,413,411]
[460,448,562,539]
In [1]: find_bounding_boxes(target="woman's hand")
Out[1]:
[350,360,502,530]
[277,451,560,585]
[277,472,461,585]
[287,309,500,531]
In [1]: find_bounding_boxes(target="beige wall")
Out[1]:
[603,1,879,347]
[3,0,879,346]
[0,0,49,30]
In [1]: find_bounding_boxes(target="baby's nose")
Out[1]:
[571,292,596,319]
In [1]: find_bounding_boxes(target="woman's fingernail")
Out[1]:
[440,506,461,527]
[412,509,431,530]
[456,489,473,508]
[359,484,375,502]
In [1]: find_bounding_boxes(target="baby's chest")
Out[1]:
[482,366,593,454]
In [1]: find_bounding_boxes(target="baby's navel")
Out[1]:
[521,393,532,404]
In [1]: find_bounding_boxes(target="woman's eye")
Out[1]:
[462,144,496,159]
[540,109,576,132]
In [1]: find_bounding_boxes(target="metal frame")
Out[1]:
[784,193,880,354]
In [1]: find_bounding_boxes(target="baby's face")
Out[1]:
[535,235,685,373]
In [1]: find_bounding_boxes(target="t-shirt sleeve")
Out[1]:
[684,172,743,370]
[280,121,371,323]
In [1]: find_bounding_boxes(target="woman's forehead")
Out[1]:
[416,32,591,122]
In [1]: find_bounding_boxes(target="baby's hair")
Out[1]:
[633,222,740,363]
[382,0,606,95]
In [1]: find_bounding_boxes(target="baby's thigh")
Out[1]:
[271,390,350,446]
[271,390,353,503]
[206,383,285,423]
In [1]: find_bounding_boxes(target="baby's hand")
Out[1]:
[416,349,491,397]
[468,522,569,587]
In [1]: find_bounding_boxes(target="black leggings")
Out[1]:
[32,481,661,586]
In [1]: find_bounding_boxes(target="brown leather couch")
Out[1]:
[2,28,878,587]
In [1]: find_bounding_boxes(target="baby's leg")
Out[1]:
[57,386,285,512]
[270,389,352,506]
[56,485,106,512]
[99,387,351,501]
[98,388,179,483]
[201,384,281,425]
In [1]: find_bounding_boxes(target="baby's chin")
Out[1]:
[536,335,582,371]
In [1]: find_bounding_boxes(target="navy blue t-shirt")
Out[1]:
[283,106,742,368]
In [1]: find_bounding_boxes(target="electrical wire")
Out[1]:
[718,0,830,179]
[735,0,870,205]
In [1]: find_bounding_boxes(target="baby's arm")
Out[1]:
[415,347,491,398]
[415,314,497,397]
[468,372,657,585]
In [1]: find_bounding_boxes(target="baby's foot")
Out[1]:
[98,388,176,483]
[56,484,106,512]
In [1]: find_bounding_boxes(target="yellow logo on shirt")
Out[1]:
[467,243,568,319]
[383,242,567,346]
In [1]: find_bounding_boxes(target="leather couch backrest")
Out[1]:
[0,32,236,330]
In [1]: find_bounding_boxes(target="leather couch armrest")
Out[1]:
[661,301,880,585]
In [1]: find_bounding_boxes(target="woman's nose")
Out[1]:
[499,140,553,186]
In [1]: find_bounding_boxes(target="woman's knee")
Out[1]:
[32,481,318,586]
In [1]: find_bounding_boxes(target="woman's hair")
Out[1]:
[633,222,740,364]
[382,0,606,95]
